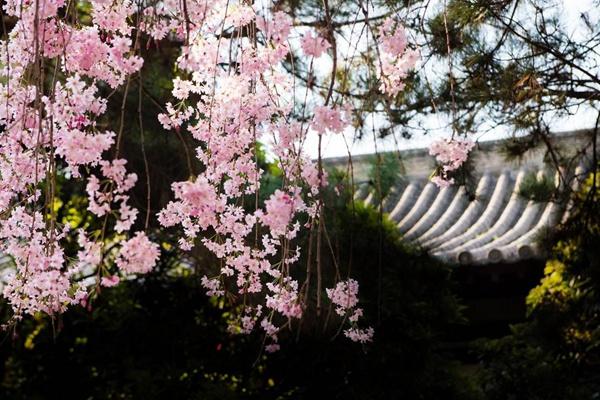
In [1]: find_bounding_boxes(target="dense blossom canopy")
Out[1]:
[0,0,435,348]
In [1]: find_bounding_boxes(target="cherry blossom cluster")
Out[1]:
[0,207,85,316]
[428,138,475,187]
[116,232,161,275]
[327,279,373,343]
[378,17,419,97]
[0,0,156,319]
[312,105,350,135]
[148,2,361,350]
[301,31,331,58]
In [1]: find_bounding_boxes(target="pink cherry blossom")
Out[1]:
[116,232,160,275]
[429,138,475,187]
[301,31,331,58]
[327,279,373,343]
[344,327,374,343]
[327,279,360,315]
[101,275,121,287]
[259,190,305,237]
[265,343,281,353]
[312,105,347,135]
[266,279,303,319]
[201,276,225,297]
[378,17,419,96]
[430,175,455,188]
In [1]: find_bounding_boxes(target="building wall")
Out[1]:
[324,129,594,182]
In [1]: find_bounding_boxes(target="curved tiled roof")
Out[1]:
[357,167,570,265]
[333,130,596,265]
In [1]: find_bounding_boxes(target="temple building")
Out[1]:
[328,129,592,264]
[326,129,595,339]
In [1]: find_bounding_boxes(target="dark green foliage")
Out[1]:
[0,192,479,400]
[476,323,595,400]
[0,276,273,400]
[255,180,480,399]
[366,151,404,203]
[518,171,555,202]
[272,198,468,396]
[426,0,485,56]
[499,136,539,161]
[476,170,600,399]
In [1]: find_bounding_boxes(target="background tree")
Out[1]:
[477,167,600,400]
